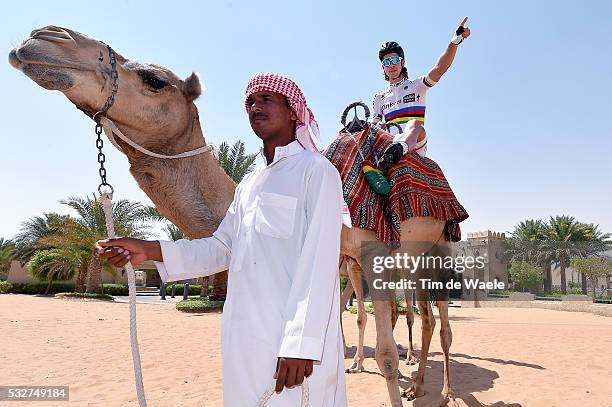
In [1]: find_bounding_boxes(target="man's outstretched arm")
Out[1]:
[96,193,238,282]
[427,17,471,83]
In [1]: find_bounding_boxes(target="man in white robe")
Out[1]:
[97,72,348,406]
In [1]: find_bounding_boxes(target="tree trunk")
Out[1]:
[560,258,567,295]
[86,255,103,294]
[75,266,87,293]
[200,276,210,298]
[45,276,53,295]
[544,263,552,293]
[581,272,588,295]
[210,270,228,301]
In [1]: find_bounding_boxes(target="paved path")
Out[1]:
[113,294,199,305]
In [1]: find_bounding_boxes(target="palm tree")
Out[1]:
[217,140,258,183]
[12,213,71,265]
[163,223,187,241]
[506,219,547,262]
[138,205,167,223]
[27,247,82,294]
[0,238,15,278]
[505,219,551,292]
[541,216,593,294]
[574,223,611,294]
[50,195,154,293]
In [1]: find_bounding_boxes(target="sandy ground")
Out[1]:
[1,295,611,407]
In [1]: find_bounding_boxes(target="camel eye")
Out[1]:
[139,72,167,90]
[144,76,166,90]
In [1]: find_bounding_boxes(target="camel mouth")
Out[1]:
[9,41,79,91]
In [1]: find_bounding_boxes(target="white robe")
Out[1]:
[154,140,347,406]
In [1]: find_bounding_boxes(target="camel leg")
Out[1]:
[391,296,399,329]
[346,260,367,373]
[403,287,418,365]
[339,260,354,356]
[402,299,435,401]
[394,216,447,400]
[437,300,457,406]
[373,299,403,407]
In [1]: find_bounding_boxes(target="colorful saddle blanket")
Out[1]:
[324,126,468,242]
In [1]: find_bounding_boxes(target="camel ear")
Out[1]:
[182,72,203,102]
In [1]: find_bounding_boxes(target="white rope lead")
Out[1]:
[255,377,309,407]
[100,193,147,407]
[99,117,214,159]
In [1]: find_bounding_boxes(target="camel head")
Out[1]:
[9,25,203,152]
[9,25,238,239]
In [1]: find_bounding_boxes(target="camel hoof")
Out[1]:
[401,384,424,401]
[439,390,458,407]
[405,351,419,365]
[345,363,365,373]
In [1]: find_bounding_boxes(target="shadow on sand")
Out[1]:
[345,347,527,406]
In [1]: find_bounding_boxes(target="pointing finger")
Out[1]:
[459,16,468,27]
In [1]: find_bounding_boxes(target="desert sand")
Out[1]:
[1,294,611,407]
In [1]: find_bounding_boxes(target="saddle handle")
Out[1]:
[340,101,370,133]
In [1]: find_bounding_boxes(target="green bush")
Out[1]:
[176,298,224,313]
[162,283,202,296]
[55,292,114,301]
[509,261,544,293]
[8,282,76,294]
[489,289,512,296]
[0,280,13,294]
[2,281,205,296]
[100,284,129,296]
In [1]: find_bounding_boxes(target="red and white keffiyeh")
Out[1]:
[245,72,320,152]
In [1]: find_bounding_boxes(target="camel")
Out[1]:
[328,117,459,405]
[9,25,463,406]
[9,25,235,299]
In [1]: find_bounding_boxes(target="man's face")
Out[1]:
[246,91,296,141]
[382,52,404,80]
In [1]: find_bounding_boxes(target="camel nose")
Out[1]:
[30,26,75,45]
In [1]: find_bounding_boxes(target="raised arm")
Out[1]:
[427,17,471,83]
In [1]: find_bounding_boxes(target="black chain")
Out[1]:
[95,122,113,194]
[93,44,118,195]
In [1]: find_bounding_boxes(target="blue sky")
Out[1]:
[2,0,611,240]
